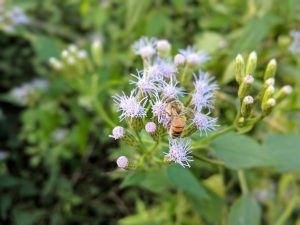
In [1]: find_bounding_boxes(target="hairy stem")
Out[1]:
[191,153,225,166]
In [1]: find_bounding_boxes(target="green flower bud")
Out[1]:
[49,57,64,71]
[156,40,171,58]
[241,96,254,118]
[91,40,102,67]
[262,98,276,116]
[182,124,197,138]
[262,85,275,107]
[246,51,257,76]
[264,59,277,80]
[235,54,245,84]
[238,75,254,100]
[274,85,293,103]
[130,117,144,132]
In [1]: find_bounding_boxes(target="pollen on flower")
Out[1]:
[192,112,218,135]
[145,122,156,133]
[113,91,146,121]
[109,126,124,139]
[164,138,193,168]
[116,156,128,169]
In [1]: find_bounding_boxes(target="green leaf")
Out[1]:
[120,171,146,188]
[167,164,208,200]
[228,194,261,225]
[125,0,151,32]
[210,132,275,170]
[196,32,224,53]
[263,134,300,172]
[29,34,63,61]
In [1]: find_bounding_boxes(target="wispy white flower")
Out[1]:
[132,36,157,59]
[150,94,168,126]
[289,30,300,54]
[190,70,218,111]
[165,138,193,168]
[156,58,178,79]
[179,46,210,66]
[113,90,146,121]
[192,112,218,135]
[130,70,158,96]
[10,84,33,105]
[161,80,185,99]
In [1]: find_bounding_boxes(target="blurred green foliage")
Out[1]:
[0,0,300,225]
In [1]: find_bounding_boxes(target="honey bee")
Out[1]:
[164,97,187,138]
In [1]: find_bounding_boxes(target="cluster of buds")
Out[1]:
[235,52,292,130]
[0,5,29,33]
[49,40,102,78]
[111,37,219,169]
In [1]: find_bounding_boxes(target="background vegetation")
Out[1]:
[0,0,299,224]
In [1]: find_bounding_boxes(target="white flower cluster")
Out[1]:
[0,6,29,33]
[111,36,219,168]
[289,30,300,54]
[9,79,48,106]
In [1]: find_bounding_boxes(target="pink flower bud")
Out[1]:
[145,122,157,133]
[116,156,128,169]
[174,54,185,65]
[109,126,124,139]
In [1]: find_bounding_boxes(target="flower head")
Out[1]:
[113,91,146,121]
[179,46,210,66]
[190,70,218,111]
[116,156,128,169]
[132,36,157,59]
[161,80,185,99]
[174,54,185,65]
[289,30,300,54]
[192,112,218,135]
[130,70,158,96]
[109,126,124,139]
[156,58,178,79]
[145,122,157,133]
[164,138,193,168]
[150,94,168,125]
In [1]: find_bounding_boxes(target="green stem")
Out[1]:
[274,197,297,225]
[237,170,248,195]
[191,153,225,166]
[94,101,115,128]
[135,132,146,151]
[200,125,235,144]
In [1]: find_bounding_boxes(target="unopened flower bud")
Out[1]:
[262,98,276,115]
[246,51,257,76]
[174,54,185,65]
[265,78,275,87]
[67,56,76,65]
[68,44,78,54]
[262,86,275,106]
[61,50,70,60]
[238,75,254,100]
[145,122,156,133]
[116,156,128,169]
[274,85,293,103]
[49,57,63,70]
[264,59,277,80]
[109,126,124,139]
[157,40,171,57]
[241,96,254,118]
[78,50,87,59]
[235,54,245,84]
[92,40,102,67]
